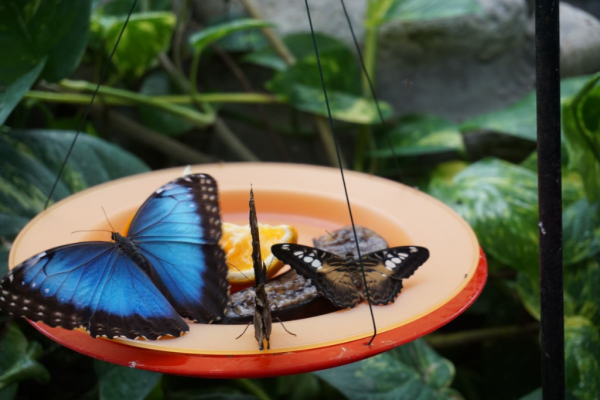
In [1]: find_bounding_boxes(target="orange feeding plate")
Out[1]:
[9,163,487,377]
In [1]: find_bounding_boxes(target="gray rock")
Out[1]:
[194,0,600,121]
[560,2,600,77]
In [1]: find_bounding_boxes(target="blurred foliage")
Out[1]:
[0,0,599,399]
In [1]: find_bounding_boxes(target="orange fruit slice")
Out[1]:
[220,222,298,284]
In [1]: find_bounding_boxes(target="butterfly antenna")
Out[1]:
[236,322,252,339]
[228,263,252,283]
[304,0,378,346]
[101,206,117,232]
[71,229,113,235]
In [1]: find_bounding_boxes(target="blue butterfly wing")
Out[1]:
[127,173,229,323]
[0,243,188,340]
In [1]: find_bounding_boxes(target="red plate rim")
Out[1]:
[28,248,487,379]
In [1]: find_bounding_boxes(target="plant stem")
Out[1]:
[25,90,283,106]
[425,322,539,349]
[314,117,345,168]
[241,0,296,66]
[354,24,380,172]
[237,379,271,400]
[158,54,261,162]
[59,79,215,127]
[354,126,369,171]
[362,26,379,94]
[214,118,260,161]
[89,107,217,164]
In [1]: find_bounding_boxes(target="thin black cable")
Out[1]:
[304,0,378,345]
[43,0,139,210]
[339,0,403,180]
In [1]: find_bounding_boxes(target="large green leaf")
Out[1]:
[564,260,600,328]
[366,0,482,28]
[0,129,149,240]
[369,114,465,158]
[92,12,176,79]
[563,74,600,202]
[0,0,92,124]
[563,200,600,266]
[0,62,46,127]
[460,76,593,141]
[283,84,393,125]
[138,71,193,136]
[94,361,161,400]
[565,316,600,400]
[315,339,462,399]
[188,19,272,56]
[429,158,539,275]
[518,259,600,328]
[39,1,92,82]
[0,324,49,393]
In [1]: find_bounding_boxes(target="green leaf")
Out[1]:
[516,272,540,321]
[367,0,482,28]
[284,84,394,125]
[562,73,600,202]
[429,158,539,275]
[565,316,600,400]
[244,32,353,72]
[95,360,162,400]
[0,129,149,240]
[520,388,542,400]
[563,200,600,266]
[0,0,91,124]
[138,71,193,136]
[461,76,593,141]
[266,37,360,95]
[277,374,321,400]
[0,324,50,392]
[94,12,176,79]
[40,1,92,82]
[189,19,272,56]
[315,339,461,399]
[370,114,465,158]
[0,62,46,126]
[564,260,600,328]
[261,33,393,124]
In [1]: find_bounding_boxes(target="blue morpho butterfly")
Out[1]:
[0,173,229,340]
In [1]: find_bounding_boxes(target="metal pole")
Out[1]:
[535,0,565,399]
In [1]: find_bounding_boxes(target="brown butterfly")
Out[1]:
[270,243,429,309]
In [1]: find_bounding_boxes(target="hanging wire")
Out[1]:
[43,0,139,210]
[338,0,403,180]
[303,0,378,345]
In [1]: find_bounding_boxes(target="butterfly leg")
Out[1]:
[275,317,297,337]
[236,322,252,340]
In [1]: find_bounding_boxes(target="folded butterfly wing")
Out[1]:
[0,243,188,339]
[271,244,361,309]
[127,174,229,323]
[361,246,430,305]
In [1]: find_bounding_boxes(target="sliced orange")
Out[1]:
[220,222,298,284]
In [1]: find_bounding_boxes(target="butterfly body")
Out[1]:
[271,243,429,309]
[0,173,229,340]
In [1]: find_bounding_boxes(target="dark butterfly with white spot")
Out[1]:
[0,174,229,340]
[271,243,429,309]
